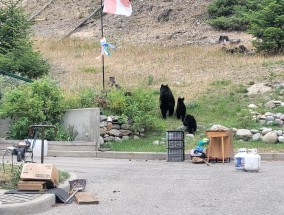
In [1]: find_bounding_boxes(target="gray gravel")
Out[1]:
[32,157,284,215]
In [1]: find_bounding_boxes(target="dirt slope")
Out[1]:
[22,0,251,45]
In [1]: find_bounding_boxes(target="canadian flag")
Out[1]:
[103,0,132,17]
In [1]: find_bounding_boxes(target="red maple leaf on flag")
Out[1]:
[121,0,131,7]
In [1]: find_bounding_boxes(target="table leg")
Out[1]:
[222,137,224,164]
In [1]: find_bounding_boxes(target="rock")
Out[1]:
[264,112,274,116]
[248,104,257,109]
[100,121,107,127]
[121,124,131,129]
[107,122,113,131]
[153,140,160,145]
[252,133,262,141]
[262,131,278,144]
[100,115,108,121]
[114,137,122,142]
[122,136,130,141]
[250,129,259,134]
[259,120,266,125]
[275,119,284,126]
[104,136,115,142]
[112,124,121,129]
[108,129,121,137]
[99,136,105,145]
[262,128,273,135]
[276,130,283,136]
[133,135,140,140]
[264,101,276,109]
[278,136,284,143]
[120,129,133,136]
[265,116,275,122]
[236,129,253,141]
[280,114,284,120]
[210,124,228,130]
[247,83,272,95]
[100,127,107,136]
[185,134,195,138]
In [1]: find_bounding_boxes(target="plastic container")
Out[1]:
[166,131,184,141]
[167,140,184,149]
[167,148,184,162]
[244,148,261,172]
[234,148,247,170]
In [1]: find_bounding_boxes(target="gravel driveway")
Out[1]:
[32,157,284,215]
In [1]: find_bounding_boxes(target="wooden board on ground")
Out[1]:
[18,181,47,191]
[75,192,99,204]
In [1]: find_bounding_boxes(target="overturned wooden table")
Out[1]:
[205,130,233,164]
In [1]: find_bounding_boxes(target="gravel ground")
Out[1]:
[32,157,284,215]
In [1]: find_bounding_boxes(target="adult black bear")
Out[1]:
[176,97,186,121]
[183,114,197,134]
[159,84,175,119]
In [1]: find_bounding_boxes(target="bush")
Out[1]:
[1,77,66,139]
[247,0,284,54]
[105,88,165,132]
[208,16,249,31]
[207,0,261,31]
[64,88,98,109]
[0,0,49,78]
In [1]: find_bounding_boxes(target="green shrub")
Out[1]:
[208,15,249,31]
[44,124,78,141]
[207,0,261,31]
[1,77,66,139]
[0,0,49,78]
[105,88,165,132]
[247,0,284,54]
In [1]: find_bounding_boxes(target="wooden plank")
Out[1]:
[28,0,55,21]
[18,181,47,191]
[75,192,99,204]
[62,6,102,39]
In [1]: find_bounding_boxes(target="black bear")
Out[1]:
[159,84,175,119]
[176,97,186,121]
[183,114,197,134]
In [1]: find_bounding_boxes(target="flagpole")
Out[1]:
[100,0,105,90]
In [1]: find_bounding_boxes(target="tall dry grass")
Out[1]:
[34,37,284,100]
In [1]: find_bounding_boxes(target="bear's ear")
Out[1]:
[161,84,164,87]
[182,97,184,100]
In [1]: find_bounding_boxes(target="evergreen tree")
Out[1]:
[0,0,49,79]
[247,0,284,54]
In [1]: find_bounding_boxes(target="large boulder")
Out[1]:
[236,129,253,141]
[262,131,278,144]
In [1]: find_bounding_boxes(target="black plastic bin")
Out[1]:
[166,131,185,162]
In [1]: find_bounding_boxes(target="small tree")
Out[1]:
[1,77,66,139]
[247,0,284,54]
[0,0,49,78]
[207,0,262,31]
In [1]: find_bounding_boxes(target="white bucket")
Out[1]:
[31,139,48,157]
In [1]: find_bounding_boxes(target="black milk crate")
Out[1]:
[167,148,185,162]
[166,130,184,141]
[167,140,184,149]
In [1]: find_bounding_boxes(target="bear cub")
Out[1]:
[176,97,186,121]
[159,84,175,119]
[183,114,197,134]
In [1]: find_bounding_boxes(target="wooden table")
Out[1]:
[205,130,233,164]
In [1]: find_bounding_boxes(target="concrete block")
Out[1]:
[62,108,100,147]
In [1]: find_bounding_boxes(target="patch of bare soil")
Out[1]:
[23,0,252,45]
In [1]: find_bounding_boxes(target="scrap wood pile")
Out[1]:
[9,163,99,205]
